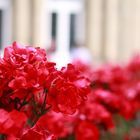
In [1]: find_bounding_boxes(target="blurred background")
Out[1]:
[0,0,140,66]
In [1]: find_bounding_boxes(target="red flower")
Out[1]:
[21,127,55,140]
[0,109,27,137]
[80,101,115,129]
[47,64,90,114]
[75,120,99,140]
[93,89,121,112]
[35,111,74,138]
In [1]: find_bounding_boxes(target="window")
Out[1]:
[46,0,84,52]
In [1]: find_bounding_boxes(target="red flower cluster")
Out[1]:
[1,42,139,140]
[0,42,89,139]
[41,58,140,140]
[47,64,90,114]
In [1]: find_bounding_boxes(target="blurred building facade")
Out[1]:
[0,0,140,64]
[86,0,140,63]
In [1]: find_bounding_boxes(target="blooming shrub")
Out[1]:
[0,42,140,140]
[42,58,140,140]
[0,42,90,140]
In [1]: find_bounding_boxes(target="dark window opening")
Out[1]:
[70,14,76,49]
[48,12,57,53]
[51,13,57,40]
[0,10,3,50]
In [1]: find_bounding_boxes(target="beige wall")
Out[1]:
[12,0,47,47]
[12,0,32,44]
[86,0,140,63]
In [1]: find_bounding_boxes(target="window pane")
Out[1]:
[70,14,76,49]
[51,13,57,40]
[0,10,2,50]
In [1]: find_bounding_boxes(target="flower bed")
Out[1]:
[0,42,140,140]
